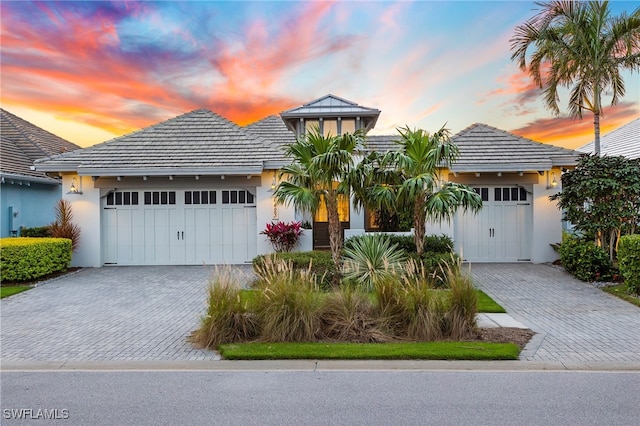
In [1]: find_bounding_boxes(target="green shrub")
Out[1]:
[191,270,260,349]
[424,234,454,253]
[19,226,51,237]
[618,235,640,295]
[344,233,454,256]
[559,233,612,281]
[1,238,72,282]
[253,251,336,290]
[342,234,406,291]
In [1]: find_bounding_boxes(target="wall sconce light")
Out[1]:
[270,172,277,191]
[547,171,558,189]
[68,177,82,194]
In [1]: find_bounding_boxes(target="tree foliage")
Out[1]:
[550,154,640,261]
[274,127,365,269]
[351,125,482,256]
[510,0,640,154]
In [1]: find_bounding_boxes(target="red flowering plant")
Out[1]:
[260,221,304,252]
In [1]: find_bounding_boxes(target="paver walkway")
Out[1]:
[471,263,640,364]
[1,265,253,362]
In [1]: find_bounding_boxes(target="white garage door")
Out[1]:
[102,188,257,265]
[454,186,532,262]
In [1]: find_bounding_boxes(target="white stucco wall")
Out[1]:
[532,182,563,263]
[62,174,102,267]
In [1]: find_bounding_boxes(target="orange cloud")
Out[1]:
[510,102,639,149]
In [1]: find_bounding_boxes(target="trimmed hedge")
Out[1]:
[1,238,72,282]
[618,235,640,295]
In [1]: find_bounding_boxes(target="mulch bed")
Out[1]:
[477,327,535,350]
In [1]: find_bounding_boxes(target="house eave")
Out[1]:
[75,166,265,177]
[0,172,60,185]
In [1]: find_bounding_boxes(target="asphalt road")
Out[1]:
[2,370,639,425]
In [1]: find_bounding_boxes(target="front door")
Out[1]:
[313,194,350,250]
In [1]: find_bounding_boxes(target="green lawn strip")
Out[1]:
[601,284,640,308]
[475,290,506,313]
[219,341,520,361]
[1,286,31,299]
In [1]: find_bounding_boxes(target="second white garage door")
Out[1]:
[454,186,532,262]
[102,188,257,265]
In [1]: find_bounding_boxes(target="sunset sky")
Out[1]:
[1,0,638,149]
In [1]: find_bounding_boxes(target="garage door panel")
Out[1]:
[455,186,531,262]
[102,189,256,265]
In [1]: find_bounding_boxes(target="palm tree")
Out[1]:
[351,126,482,256]
[510,1,640,155]
[274,127,365,268]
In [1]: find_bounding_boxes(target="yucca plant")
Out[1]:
[342,234,406,291]
[191,269,260,349]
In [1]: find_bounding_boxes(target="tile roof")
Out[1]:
[449,123,579,172]
[244,115,296,167]
[577,118,640,159]
[35,109,275,176]
[1,109,80,182]
[364,134,401,153]
[280,94,380,117]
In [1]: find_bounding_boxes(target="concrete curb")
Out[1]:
[2,359,639,372]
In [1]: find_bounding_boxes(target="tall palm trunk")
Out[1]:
[413,197,426,256]
[325,192,343,268]
[593,87,602,156]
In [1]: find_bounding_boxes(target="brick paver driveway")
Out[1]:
[0,266,253,363]
[471,263,640,364]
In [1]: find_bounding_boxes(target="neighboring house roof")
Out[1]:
[577,118,640,159]
[280,94,380,133]
[35,109,276,176]
[1,108,80,183]
[449,123,579,172]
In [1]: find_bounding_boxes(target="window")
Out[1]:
[474,187,489,202]
[494,187,527,202]
[314,194,350,222]
[221,190,255,205]
[144,191,176,205]
[305,120,319,135]
[185,191,216,205]
[106,191,139,206]
[341,119,356,134]
[323,119,338,137]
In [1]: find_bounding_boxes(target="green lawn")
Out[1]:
[219,341,520,360]
[476,289,506,313]
[1,286,31,299]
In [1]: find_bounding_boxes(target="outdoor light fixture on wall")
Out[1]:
[67,177,82,194]
[270,171,277,191]
[546,171,558,189]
